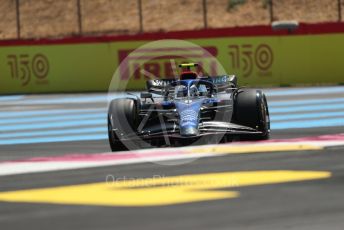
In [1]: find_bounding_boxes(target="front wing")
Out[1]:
[113,121,262,142]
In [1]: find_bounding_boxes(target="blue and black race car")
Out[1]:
[108,63,270,151]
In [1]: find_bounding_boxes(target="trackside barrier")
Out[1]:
[1,22,344,94]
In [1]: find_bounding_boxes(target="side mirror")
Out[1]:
[225,88,233,94]
[140,92,152,99]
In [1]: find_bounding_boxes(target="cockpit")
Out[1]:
[173,80,214,99]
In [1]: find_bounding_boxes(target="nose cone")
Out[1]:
[175,100,203,137]
[180,126,199,136]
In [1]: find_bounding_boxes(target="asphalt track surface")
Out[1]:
[1,86,344,230]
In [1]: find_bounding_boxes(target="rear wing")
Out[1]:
[146,75,237,94]
[201,75,236,85]
[201,75,237,91]
[146,79,176,94]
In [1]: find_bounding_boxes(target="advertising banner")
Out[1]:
[1,23,344,94]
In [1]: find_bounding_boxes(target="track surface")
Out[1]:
[1,86,344,230]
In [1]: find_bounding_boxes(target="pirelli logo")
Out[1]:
[118,47,219,80]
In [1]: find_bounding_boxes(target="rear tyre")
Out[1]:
[108,98,138,151]
[232,89,270,140]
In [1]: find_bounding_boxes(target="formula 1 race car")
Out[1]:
[108,63,270,151]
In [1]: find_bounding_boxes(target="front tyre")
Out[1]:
[233,89,270,140]
[108,98,138,151]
